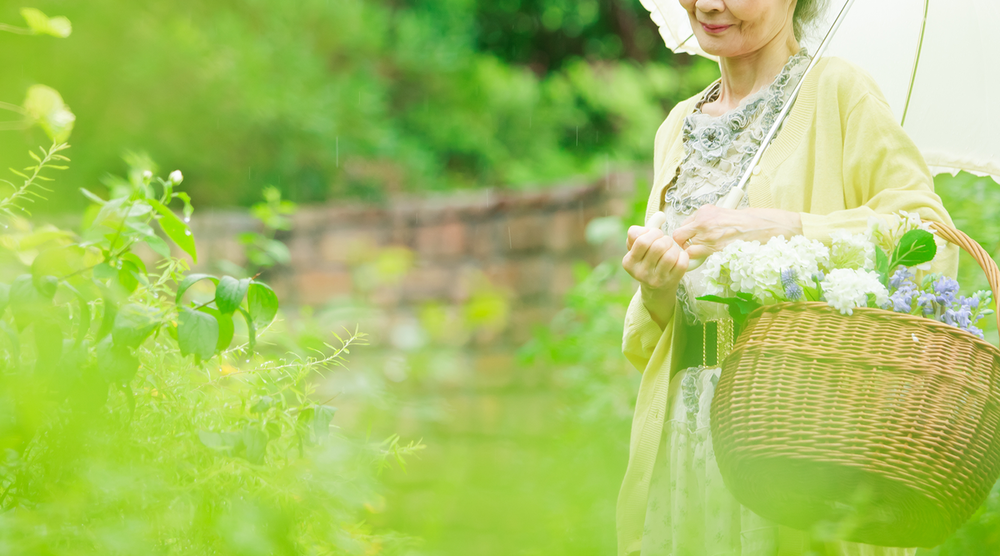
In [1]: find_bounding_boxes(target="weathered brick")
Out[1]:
[296,270,353,305]
[469,222,496,260]
[508,303,558,345]
[319,229,379,264]
[415,220,467,259]
[401,264,454,302]
[512,256,550,297]
[547,209,586,253]
[506,214,547,252]
[288,234,317,269]
[550,260,577,298]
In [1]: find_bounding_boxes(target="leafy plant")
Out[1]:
[0,9,417,554]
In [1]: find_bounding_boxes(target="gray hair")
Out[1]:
[793,0,829,40]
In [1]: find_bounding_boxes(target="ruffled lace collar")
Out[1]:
[662,47,811,327]
[663,47,811,216]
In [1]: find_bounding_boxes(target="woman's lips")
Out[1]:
[701,23,732,34]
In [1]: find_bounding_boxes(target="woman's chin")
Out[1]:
[693,36,731,57]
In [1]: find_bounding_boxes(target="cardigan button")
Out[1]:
[752,165,761,175]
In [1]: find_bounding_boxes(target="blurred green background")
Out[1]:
[0,1,998,555]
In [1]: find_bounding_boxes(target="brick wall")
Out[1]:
[190,167,648,354]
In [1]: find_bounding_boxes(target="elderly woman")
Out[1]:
[617,0,960,555]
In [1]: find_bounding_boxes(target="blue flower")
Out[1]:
[889,268,915,290]
[888,288,915,313]
[916,292,936,316]
[780,268,803,301]
[933,276,960,305]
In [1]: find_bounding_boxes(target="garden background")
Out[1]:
[0,0,997,554]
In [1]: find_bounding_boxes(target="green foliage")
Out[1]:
[0,11,417,554]
[0,1,718,210]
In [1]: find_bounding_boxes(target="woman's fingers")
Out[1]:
[645,211,667,230]
[626,225,648,251]
[627,227,665,262]
[672,224,698,248]
[651,241,689,288]
[684,243,715,262]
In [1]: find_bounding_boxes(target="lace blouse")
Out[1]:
[659,48,811,326]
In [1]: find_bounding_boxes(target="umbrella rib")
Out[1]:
[900,0,930,127]
[676,33,694,49]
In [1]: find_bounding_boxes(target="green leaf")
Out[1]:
[695,294,761,327]
[121,253,147,276]
[0,283,9,313]
[112,303,161,349]
[215,276,249,314]
[22,84,75,142]
[875,245,890,285]
[9,274,50,330]
[177,307,219,361]
[313,405,337,441]
[143,235,172,259]
[198,430,243,453]
[891,229,937,269]
[175,273,218,304]
[20,8,72,38]
[96,295,117,340]
[148,199,197,263]
[34,275,58,299]
[96,336,139,384]
[247,282,278,327]
[242,426,269,464]
[62,283,91,345]
[198,307,234,352]
[237,307,257,355]
[79,187,106,205]
[251,396,274,413]
[117,260,140,293]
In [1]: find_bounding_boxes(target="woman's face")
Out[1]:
[678,0,797,58]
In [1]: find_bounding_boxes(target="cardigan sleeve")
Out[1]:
[798,92,960,277]
[621,102,692,373]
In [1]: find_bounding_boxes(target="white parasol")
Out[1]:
[640,0,1000,266]
[642,0,1000,182]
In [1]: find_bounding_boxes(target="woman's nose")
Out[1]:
[693,0,726,14]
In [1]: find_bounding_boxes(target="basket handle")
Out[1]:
[929,221,1000,334]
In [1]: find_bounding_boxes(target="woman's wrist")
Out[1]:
[750,208,803,240]
[641,284,677,331]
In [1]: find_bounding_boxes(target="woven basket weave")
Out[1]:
[709,222,1000,548]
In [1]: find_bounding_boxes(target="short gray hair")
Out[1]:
[793,0,828,40]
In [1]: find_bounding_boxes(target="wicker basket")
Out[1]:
[709,222,1000,548]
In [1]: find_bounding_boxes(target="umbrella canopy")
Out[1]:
[641,0,1000,183]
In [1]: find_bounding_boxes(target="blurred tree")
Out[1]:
[0,0,716,212]
[473,0,679,73]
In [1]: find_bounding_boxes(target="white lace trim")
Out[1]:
[661,48,811,326]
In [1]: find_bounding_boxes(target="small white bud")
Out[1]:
[142,170,153,180]
[169,170,184,185]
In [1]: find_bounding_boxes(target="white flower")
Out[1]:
[703,239,761,295]
[142,170,153,180]
[703,235,829,303]
[897,210,934,234]
[821,268,889,315]
[829,230,876,271]
[169,170,184,185]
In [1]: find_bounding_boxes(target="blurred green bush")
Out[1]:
[0,0,717,211]
[0,12,422,554]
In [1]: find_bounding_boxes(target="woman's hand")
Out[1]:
[623,220,689,329]
[672,205,803,260]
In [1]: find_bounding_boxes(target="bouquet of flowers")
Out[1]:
[697,211,994,339]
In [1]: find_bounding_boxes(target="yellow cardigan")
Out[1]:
[617,56,960,556]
